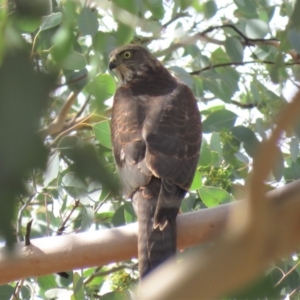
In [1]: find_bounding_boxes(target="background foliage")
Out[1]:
[1,0,300,299]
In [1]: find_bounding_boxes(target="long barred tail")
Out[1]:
[132,178,180,278]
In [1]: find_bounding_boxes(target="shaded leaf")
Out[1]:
[203,110,237,133]
[37,275,57,294]
[43,152,60,186]
[62,173,87,199]
[245,19,269,39]
[78,7,99,37]
[87,74,116,111]
[101,291,131,300]
[0,51,54,247]
[64,68,88,91]
[0,285,14,300]
[203,0,217,19]
[124,202,136,223]
[81,206,94,231]
[40,12,63,31]
[146,0,165,19]
[58,136,119,193]
[199,140,212,167]
[232,126,260,158]
[225,37,243,62]
[112,204,126,226]
[73,272,84,300]
[62,51,87,70]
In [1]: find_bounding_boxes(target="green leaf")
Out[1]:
[290,0,300,30]
[124,202,136,223]
[231,126,260,158]
[51,26,74,62]
[78,7,99,37]
[37,275,57,295]
[115,23,134,46]
[62,51,87,70]
[62,173,87,199]
[225,37,243,62]
[190,170,202,191]
[203,0,217,19]
[147,0,165,19]
[245,19,269,39]
[87,74,116,111]
[203,110,237,133]
[210,132,222,157]
[43,152,60,186]
[0,285,14,300]
[0,51,54,247]
[93,32,118,55]
[170,66,194,88]
[58,136,119,193]
[235,152,249,164]
[288,28,300,53]
[93,120,112,149]
[64,68,88,91]
[199,186,234,208]
[15,17,41,33]
[112,205,126,226]
[233,0,258,18]
[40,12,63,31]
[199,140,212,166]
[73,273,84,300]
[81,206,94,231]
[203,68,239,103]
[95,211,114,225]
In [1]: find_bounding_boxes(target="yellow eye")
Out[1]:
[122,51,131,59]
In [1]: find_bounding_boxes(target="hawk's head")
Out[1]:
[108,45,162,84]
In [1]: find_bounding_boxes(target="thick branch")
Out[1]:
[0,180,300,284]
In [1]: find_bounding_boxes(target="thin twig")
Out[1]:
[275,261,300,286]
[190,60,300,75]
[16,193,36,242]
[49,113,94,146]
[57,200,80,235]
[70,95,91,124]
[39,91,80,138]
[84,263,138,285]
[162,12,190,28]
[230,100,257,109]
[10,280,24,300]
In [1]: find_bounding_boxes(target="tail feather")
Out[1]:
[132,177,184,278]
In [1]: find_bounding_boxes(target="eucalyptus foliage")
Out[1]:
[1,0,300,299]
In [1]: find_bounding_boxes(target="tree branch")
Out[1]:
[190,60,300,75]
[0,179,300,285]
[38,91,79,138]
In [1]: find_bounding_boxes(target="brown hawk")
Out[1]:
[109,44,202,278]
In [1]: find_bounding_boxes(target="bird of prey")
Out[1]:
[109,44,201,278]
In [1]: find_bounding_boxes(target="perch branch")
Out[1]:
[0,180,299,284]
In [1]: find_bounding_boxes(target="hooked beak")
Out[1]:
[109,56,118,70]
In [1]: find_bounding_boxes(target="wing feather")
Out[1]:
[111,87,151,197]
